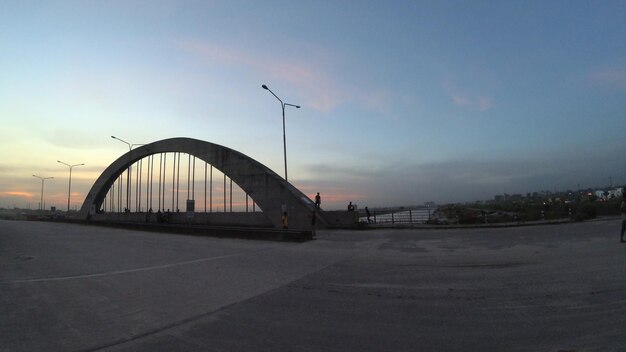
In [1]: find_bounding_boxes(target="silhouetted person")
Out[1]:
[365,206,371,223]
[282,212,289,229]
[620,193,626,243]
[315,192,321,209]
[157,209,163,223]
[347,202,354,211]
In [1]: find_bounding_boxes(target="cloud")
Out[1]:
[295,141,626,207]
[294,179,368,210]
[452,95,494,111]
[442,73,496,112]
[177,40,404,115]
[0,191,34,199]
[41,129,113,149]
[441,75,495,112]
[589,67,626,90]
[356,89,393,114]
[178,40,347,112]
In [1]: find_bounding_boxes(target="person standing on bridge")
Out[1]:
[620,193,626,243]
[282,212,289,229]
[315,192,321,209]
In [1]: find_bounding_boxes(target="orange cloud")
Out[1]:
[295,184,366,208]
[0,191,34,198]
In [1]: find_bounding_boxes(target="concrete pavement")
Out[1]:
[1,219,625,351]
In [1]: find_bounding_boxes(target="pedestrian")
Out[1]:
[347,201,354,211]
[620,193,626,243]
[315,192,321,209]
[282,212,289,229]
[365,206,371,223]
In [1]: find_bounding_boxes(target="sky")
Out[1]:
[1,0,625,210]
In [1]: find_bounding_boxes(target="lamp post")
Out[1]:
[57,160,84,212]
[261,84,300,184]
[32,175,53,211]
[111,136,143,212]
[262,84,300,223]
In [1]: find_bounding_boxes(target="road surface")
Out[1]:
[1,219,625,351]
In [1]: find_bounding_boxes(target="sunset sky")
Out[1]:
[1,1,625,210]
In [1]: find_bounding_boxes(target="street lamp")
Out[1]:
[111,136,144,212]
[57,160,84,212]
[32,175,53,211]
[261,84,300,184]
[262,84,300,224]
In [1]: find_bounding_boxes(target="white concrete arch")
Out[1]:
[79,137,317,229]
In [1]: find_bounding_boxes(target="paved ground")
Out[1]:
[1,219,625,352]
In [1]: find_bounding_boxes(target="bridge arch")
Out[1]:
[79,137,318,229]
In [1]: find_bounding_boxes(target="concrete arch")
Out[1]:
[79,137,318,229]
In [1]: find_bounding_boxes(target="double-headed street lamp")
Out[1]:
[111,136,143,212]
[262,84,300,222]
[261,84,300,184]
[57,160,84,212]
[32,174,53,211]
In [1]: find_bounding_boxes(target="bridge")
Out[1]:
[79,137,355,230]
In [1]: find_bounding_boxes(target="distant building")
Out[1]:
[594,188,623,200]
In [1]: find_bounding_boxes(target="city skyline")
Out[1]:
[1,1,625,210]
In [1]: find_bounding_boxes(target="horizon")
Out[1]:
[3,172,623,212]
[1,1,625,210]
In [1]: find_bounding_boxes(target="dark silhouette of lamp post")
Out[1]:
[262,84,300,184]
[32,175,53,211]
[57,160,84,212]
[262,84,300,221]
[111,136,143,212]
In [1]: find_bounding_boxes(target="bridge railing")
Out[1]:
[358,208,435,225]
